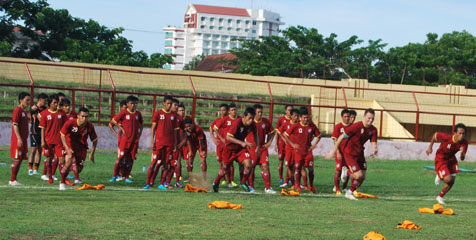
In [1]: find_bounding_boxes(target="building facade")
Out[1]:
[163,4,284,70]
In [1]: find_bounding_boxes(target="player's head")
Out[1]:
[341,109,350,124]
[253,104,263,120]
[36,93,48,107]
[163,96,173,111]
[184,117,195,132]
[242,107,256,126]
[299,108,309,125]
[18,92,31,107]
[126,95,139,111]
[171,98,180,112]
[454,123,467,142]
[285,104,293,117]
[48,94,59,110]
[290,109,299,122]
[349,110,357,124]
[177,103,185,117]
[59,98,71,114]
[120,100,127,111]
[363,108,375,126]
[57,92,66,101]
[77,107,90,125]
[219,103,228,117]
[229,103,237,118]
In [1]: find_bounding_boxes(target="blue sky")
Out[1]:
[48,0,476,55]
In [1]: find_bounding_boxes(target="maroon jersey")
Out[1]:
[276,116,291,144]
[12,106,29,143]
[435,132,468,161]
[247,118,274,147]
[285,122,320,154]
[113,109,143,143]
[215,115,236,142]
[188,125,207,148]
[152,109,179,147]
[278,121,296,151]
[342,121,377,157]
[60,119,97,149]
[226,117,256,151]
[39,108,67,145]
[331,122,349,140]
[67,111,77,121]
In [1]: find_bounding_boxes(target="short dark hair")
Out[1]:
[178,103,185,109]
[349,110,357,116]
[48,94,59,106]
[59,98,71,106]
[243,107,256,117]
[172,98,180,104]
[18,92,30,101]
[57,92,66,98]
[299,108,309,116]
[126,95,139,103]
[120,100,127,107]
[184,117,194,125]
[219,103,229,110]
[290,109,299,116]
[341,109,350,116]
[364,108,375,115]
[253,104,263,110]
[163,96,173,102]
[454,123,467,133]
[285,104,293,110]
[37,93,48,100]
[229,103,237,109]
[78,107,89,113]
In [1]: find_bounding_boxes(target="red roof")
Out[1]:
[193,4,250,17]
[194,53,239,72]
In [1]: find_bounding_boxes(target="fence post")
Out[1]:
[341,87,347,109]
[98,70,102,124]
[267,82,273,122]
[188,75,197,121]
[24,63,34,106]
[452,114,456,132]
[71,89,76,113]
[153,95,157,116]
[379,110,383,137]
[333,88,337,127]
[82,68,85,106]
[108,69,116,119]
[412,92,419,141]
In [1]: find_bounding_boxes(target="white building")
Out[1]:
[163,4,284,70]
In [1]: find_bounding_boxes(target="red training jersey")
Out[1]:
[39,108,67,145]
[67,111,78,121]
[246,118,274,148]
[276,116,291,145]
[226,117,256,151]
[435,132,468,161]
[12,106,29,143]
[215,115,236,143]
[60,119,97,149]
[285,122,320,155]
[152,109,179,147]
[112,109,143,143]
[188,125,207,149]
[342,121,377,157]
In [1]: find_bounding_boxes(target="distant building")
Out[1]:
[194,53,238,72]
[163,4,284,70]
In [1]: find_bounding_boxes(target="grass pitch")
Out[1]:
[1,148,476,239]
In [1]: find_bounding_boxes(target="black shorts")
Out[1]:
[30,134,41,148]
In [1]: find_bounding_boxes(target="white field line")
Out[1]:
[1,184,476,203]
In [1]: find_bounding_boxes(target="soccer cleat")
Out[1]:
[158,184,167,190]
[435,175,440,186]
[67,174,74,179]
[213,182,219,192]
[265,188,276,194]
[310,186,317,194]
[28,170,33,175]
[109,177,117,182]
[65,179,74,186]
[289,185,295,190]
[296,187,302,193]
[436,196,446,205]
[59,183,66,191]
[279,183,288,188]
[228,183,234,188]
[345,190,358,200]
[341,189,348,193]
[52,176,58,181]
[143,184,151,190]
[231,181,238,188]
[304,186,309,191]
[41,175,49,181]
[47,179,54,184]
[240,184,250,192]
[124,178,133,183]
[116,177,124,182]
[221,180,227,186]
[332,186,336,193]
[74,179,83,185]
[336,190,342,196]
[279,179,284,184]
[341,166,349,182]
[32,170,39,175]
[8,180,21,186]
[167,185,174,189]
[249,187,255,193]
[175,182,183,188]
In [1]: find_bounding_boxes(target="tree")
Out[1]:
[183,54,205,70]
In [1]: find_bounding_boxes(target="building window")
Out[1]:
[165,40,173,46]
[164,48,173,54]
[252,30,256,34]
[236,20,241,24]
[209,26,214,29]
[165,32,173,38]
[219,18,223,23]
[253,21,256,25]
[210,17,215,21]
[204,41,210,47]
[222,35,229,40]
[228,19,232,23]
[203,49,210,55]
[200,25,205,29]
[227,27,232,31]
[204,34,211,38]
[222,42,228,48]
[236,28,240,32]
[213,34,220,39]
[201,16,206,21]
[213,41,219,47]
[245,29,249,32]
[231,42,237,48]
[245,20,250,25]
[218,26,223,30]
[163,64,171,69]
[212,50,219,55]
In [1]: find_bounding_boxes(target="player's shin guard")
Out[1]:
[278,160,283,181]
[261,170,271,190]
[334,171,341,191]
[10,160,21,181]
[350,179,362,192]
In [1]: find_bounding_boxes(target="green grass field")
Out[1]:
[1,147,476,239]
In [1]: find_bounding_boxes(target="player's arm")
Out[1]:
[426,132,438,155]
[459,143,468,161]
[173,128,178,152]
[40,127,46,148]
[263,130,276,149]
[309,136,321,152]
[138,114,144,139]
[108,122,119,137]
[209,125,220,145]
[281,133,298,150]
[12,123,23,148]
[150,122,157,150]
[326,134,345,160]
[177,131,188,148]
[227,133,252,148]
[89,138,98,163]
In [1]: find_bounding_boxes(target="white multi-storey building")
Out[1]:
[163,4,284,70]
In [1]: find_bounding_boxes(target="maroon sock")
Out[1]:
[175,163,182,182]
[52,158,59,175]
[151,162,162,185]
[248,167,256,188]
[159,165,169,185]
[127,160,134,178]
[278,161,283,180]
[334,171,341,191]
[215,169,225,184]
[72,163,79,180]
[60,165,69,184]
[239,164,244,182]
[123,160,132,179]
[146,161,156,185]
[302,174,308,187]
[308,170,315,187]
[201,158,207,172]
[261,170,271,189]
[241,168,250,185]
[350,179,362,192]
[47,159,53,180]
[166,166,174,184]
[42,159,48,175]
[439,189,449,197]
[113,158,120,177]
[186,160,193,173]
[10,160,21,181]
[227,164,234,183]
[294,169,301,189]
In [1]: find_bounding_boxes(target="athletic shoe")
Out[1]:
[221,180,227,186]
[65,179,74,186]
[341,166,349,182]
[124,178,133,183]
[158,184,167,190]
[296,187,302,192]
[8,180,21,186]
[74,179,83,185]
[341,189,348,193]
[109,177,117,182]
[240,184,250,192]
[28,170,33,175]
[175,182,183,188]
[52,176,58,181]
[228,183,234,188]
[435,175,440,186]
[265,188,276,194]
[304,186,309,191]
[32,170,39,175]
[67,175,74,179]
[116,177,124,182]
[213,182,219,192]
[279,183,288,188]
[41,175,49,181]
[143,184,151,190]
[249,187,255,193]
[167,185,174,189]
[231,181,238,188]
[436,196,446,205]
[59,183,66,191]
[288,180,292,185]
[345,190,358,200]
[279,179,284,184]
[310,186,317,194]
[336,190,342,196]
[332,186,336,193]
[47,179,54,184]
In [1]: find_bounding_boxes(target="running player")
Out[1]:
[109,100,127,181]
[275,105,293,184]
[59,107,97,190]
[28,93,47,175]
[213,107,258,192]
[277,109,299,188]
[327,108,378,200]
[110,95,143,183]
[39,94,67,184]
[247,104,277,194]
[340,109,358,189]
[183,117,208,181]
[426,123,468,205]
[209,103,228,184]
[9,92,31,186]
[332,109,350,195]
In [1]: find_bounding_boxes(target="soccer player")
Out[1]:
[213,103,239,188]
[59,107,98,190]
[349,110,357,124]
[327,108,378,200]
[39,94,67,184]
[275,105,293,184]
[426,123,468,205]
[213,107,258,192]
[57,92,66,102]
[210,103,228,183]
[109,100,127,181]
[167,99,186,188]
[59,98,77,121]
[340,109,358,188]
[144,96,178,189]
[247,104,277,194]
[28,93,48,175]
[110,95,143,183]
[332,109,351,195]
[276,109,299,188]
[281,108,320,193]
[9,92,31,186]
[183,117,208,181]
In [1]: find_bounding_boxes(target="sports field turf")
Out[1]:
[1,147,476,239]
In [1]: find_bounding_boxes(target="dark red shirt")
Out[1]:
[435,132,468,161]
[342,121,377,157]
[39,108,67,145]
[152,109,179,147]
[188,125,207,149]
[247,118,274,147]
[113,109,143,143]
[215,115,236,143]
[226,117,256,151]
[12,106,29,143]
[285,122,320,155]
[276,115,291,145]
[67,111,78,121]
[60,119,97,149]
